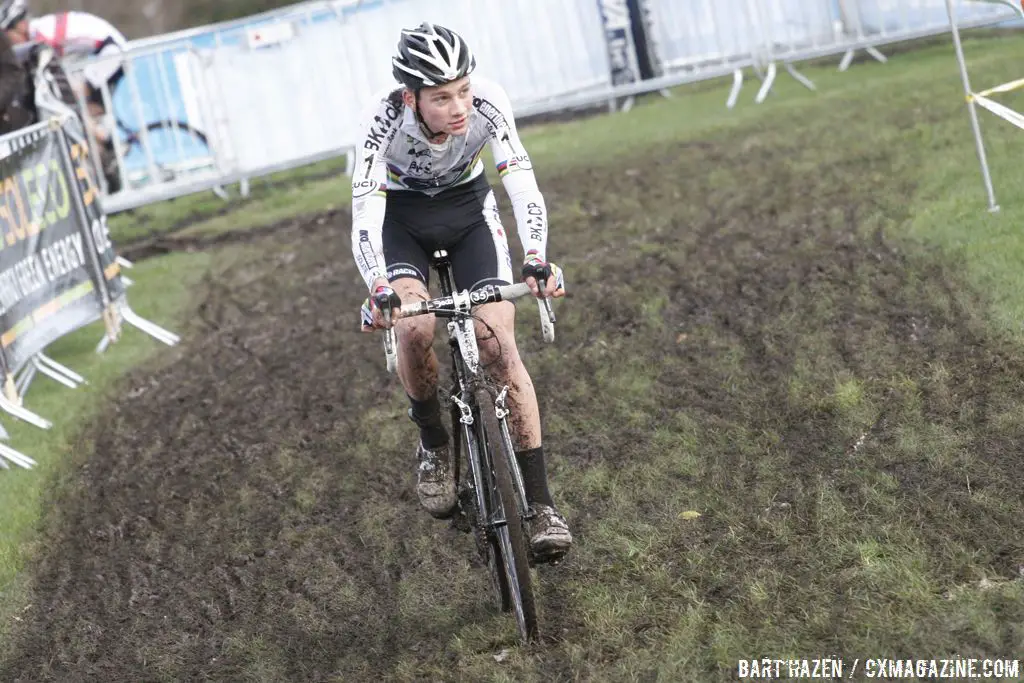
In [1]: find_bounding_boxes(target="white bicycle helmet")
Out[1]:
[392,22,476,90]
[0,0,27,30]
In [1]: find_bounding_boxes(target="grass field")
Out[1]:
[1,30,1023,682]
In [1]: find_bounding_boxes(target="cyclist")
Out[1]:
[28,10,127,128]
[353,23,572,561]
[7,7,126,190]
[0,1,33,135]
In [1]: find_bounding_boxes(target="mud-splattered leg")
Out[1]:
[474,301,542,449]
[474,301,558,513]
[392,278,438,401]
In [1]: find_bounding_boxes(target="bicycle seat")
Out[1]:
[430,249,451,269]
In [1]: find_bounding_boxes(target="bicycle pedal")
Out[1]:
[530,547,568,567]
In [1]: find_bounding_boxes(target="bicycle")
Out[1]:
[113,116,211,181]
[72,64,214,193]
[85,111,211,195]
[13,40,82,127]
[375,249,558,643]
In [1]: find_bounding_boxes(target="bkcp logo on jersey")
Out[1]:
[364,101,402,152]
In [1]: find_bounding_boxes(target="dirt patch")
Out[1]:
[3,102,1024,681]
[117,208,348,262]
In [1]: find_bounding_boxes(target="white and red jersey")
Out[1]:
[29,12,128,87]
[29,11,127,58]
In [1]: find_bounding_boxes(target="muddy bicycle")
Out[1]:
[374,249,557,642]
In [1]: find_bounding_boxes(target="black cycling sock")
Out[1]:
[515,446,554,508]
[408,393,449,450]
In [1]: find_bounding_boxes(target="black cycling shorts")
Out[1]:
[383,173,514,292]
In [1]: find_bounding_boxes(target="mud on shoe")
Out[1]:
[416,442,457,519]
[529,504,573,563]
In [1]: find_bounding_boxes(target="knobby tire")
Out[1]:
[475,387,539,641]
[456,399,512,613]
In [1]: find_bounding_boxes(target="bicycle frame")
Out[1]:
[430,254,534,528]
[435,253,537,639]
[380,248,555,639]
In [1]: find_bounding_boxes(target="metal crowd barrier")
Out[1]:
[64,1,356,213]
[641,0,1018,104]
[66,0,614,214]
[61,0,1023,214]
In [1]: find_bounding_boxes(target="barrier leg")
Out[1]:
[36,354,88,386]
[755,63,778,103]
[122,306,180,346]
[839,49,855,72]
[866,47,888,64]
[839,46,888,72]
[32,357,79,390]
[96,334,112,355]
[0,443,37,469]
[727,69,744,109]
[0,394,52,430]
[15,363,36,397]
[785,64,817,92]
[945,0,1000,213]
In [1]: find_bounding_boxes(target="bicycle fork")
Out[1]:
[451,393,498,533]
[493,386,533,520]
[452,387,534,527]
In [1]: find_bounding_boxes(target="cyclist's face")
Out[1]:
[411,77,473,138]
[7,18,29,43]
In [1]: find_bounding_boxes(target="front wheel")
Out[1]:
[475,387,539,641]
[457,400,512,614]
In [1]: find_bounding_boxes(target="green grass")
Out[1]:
[107,156,351,243]
[4,27,1024,681]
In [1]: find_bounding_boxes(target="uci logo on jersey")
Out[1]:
[508,154,533,171]
[352,179,379,199]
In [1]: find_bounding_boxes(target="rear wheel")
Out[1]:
[120,120,213,186]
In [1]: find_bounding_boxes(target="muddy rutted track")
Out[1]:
[4,107,1024,680]
[117,209,348,262]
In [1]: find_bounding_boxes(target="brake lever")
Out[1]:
[541,297,556,324]
[539,276,556,324]
[536,276,556,343]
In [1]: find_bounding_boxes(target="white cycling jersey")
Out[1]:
[350,76,549,290]
[29,12,127,87]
